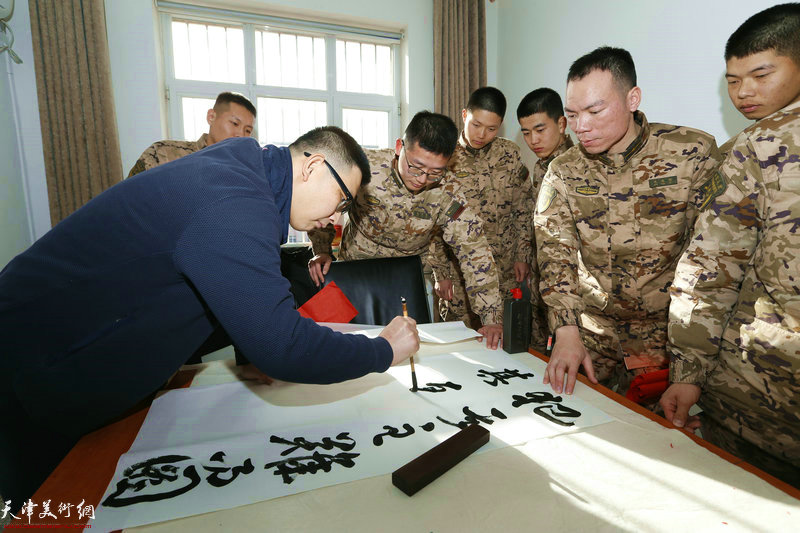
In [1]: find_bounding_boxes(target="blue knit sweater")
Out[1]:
[0,137,392,438]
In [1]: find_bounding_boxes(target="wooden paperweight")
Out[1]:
[391,424,490,496]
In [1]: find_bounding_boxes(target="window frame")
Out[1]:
[157,3,403,147]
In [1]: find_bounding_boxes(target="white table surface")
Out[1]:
[127,326,800,532]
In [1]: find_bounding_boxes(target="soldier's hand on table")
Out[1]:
[434,279,454,300]
[543,325,598,395]
[660,383,702,430]
[308,253,333,287]
[513,262,531,283]
[477,323,503,350]
[380,316,420,366]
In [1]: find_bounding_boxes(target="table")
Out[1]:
[29,331,800,532]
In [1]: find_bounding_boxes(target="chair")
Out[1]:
[323,255,431,325]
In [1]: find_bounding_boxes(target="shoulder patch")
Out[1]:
[411,206,431,220]
[649,176,677,188]
[575,185,599,196]
[698,171,727,210]
[455,171,470,178]
[365,194,382,206]
[537,182,558,212]
[445,200,466,220]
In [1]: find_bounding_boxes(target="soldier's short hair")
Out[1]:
[214,92,257,118]
[290,126,371,186]
[725,3,800,64]
[466,87,507,118]
[568,47,637,92]
[403,111,459,158]
[516,88,564,122]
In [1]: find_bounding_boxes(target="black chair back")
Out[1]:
[324,255,431,325]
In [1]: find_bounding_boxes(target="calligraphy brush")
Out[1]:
[402,296,419,392]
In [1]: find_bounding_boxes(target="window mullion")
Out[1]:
[325,34,337,128]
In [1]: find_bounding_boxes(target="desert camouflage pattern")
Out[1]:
[528,135,575,350]
[669,100,800,468]
[534,111,722,388]
[433,135,532,329]
[717,135,735,158]
[309,148,502,325]
[127,134,210,177]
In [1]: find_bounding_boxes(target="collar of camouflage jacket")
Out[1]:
[537,135,575,171]
[458,130,496,156]
[581,110,649,168]
[196,133,210,151]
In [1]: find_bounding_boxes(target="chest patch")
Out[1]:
[575,185,599,196]
[698,171,728,210]
[445,200,466,220]
[455,171,471,179]
[411,206,431,219]
[537,182,557,212]
[649,176,678,188]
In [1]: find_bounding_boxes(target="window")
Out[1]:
[159,3,402,150]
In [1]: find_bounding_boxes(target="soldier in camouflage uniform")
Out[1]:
[432,88,532,336]
[662,3,800,488]
[127,91,256,177]
[535,47,722,397]
[517,88,576,351]
[308,111,504,348]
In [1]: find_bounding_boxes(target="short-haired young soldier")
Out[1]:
[535,47,722,397]
[432,88,531,345]
[0,127,419,511]
[662,2,800,489]
[307,111,504,349]
[517,88,575,350]
[127,91,257,177]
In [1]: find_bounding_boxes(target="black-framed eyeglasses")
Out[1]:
[401,141,445,182]
[305,151,353,213]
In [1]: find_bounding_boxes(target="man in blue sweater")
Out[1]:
[0,126,419,511]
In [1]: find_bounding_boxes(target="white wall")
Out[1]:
[494,0,777,168]
[1,0,49,267]
[105,0,435,173]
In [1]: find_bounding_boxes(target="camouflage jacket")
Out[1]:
[309,148,502,324]
[534,111,722,330]
[431,135,532,282]
[127,134,209,177]
[532,135,575,195]
[669,100,800,387]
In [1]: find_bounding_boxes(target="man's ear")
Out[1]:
[395,138,403,157]
[627,86,642,113]
[206,108,216,126]
[461,108,468,123]
[301,152,323,183]
[557,115,567,134]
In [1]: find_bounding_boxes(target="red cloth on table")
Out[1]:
[297,281,358,323]
[625,368,669,404]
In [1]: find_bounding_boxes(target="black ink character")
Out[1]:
[203,451,255,488]
[102,455,201,507]
[372,423,415,446]
[415,381,463,393]
[477,368,535,387]
[420,422,435,432]
[269,432,356,456]
[436,406,507,429]
[511,391,582,427]
[264,451,360,484]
